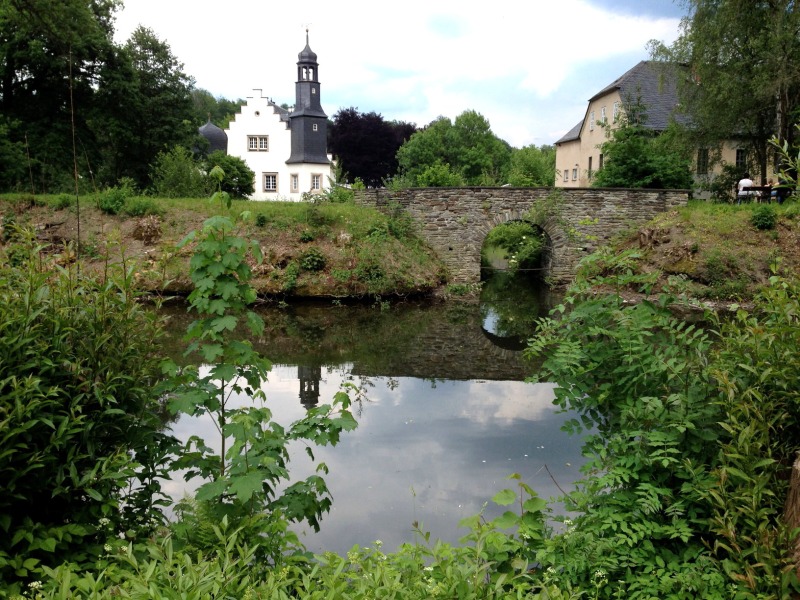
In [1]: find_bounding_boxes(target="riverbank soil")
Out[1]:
[0,194,446,299]
[588,201,800,308]
[2,195,799,304]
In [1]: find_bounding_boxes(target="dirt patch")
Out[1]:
[0,197,445,299]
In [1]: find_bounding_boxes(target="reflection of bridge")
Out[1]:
[356,187,688,284]
[160,299,541,404]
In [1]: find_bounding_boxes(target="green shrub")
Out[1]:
[52,193,74,210]
[98,185,128,214]
[124,196,163,217]
[300,229,315,242]
[299,247,326,271]
[0,240,171,591]
[255,213,268,227]
[750,204,777,230]
[151,145,209,198]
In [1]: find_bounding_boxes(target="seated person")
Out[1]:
[737,172,755,204]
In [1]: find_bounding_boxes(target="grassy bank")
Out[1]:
[592,198,800,302]
[0,192,447,299]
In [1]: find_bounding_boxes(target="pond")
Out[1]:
[158,273,587,555]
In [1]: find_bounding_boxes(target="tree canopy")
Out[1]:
[0,2,199,193]
[651,0,800,182]
[592,95,693,189]
[395,111,511,187]
[328,107,416,187]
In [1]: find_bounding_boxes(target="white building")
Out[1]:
[224,33,333,201]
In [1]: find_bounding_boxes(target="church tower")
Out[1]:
[287,31,329,165]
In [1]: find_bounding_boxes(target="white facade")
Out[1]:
[225,91,333,201]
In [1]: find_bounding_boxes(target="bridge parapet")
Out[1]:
[355,187,689,285]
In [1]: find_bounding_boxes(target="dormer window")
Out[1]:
[313,123,318,131]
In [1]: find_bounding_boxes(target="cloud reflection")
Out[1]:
[168,365,586,554]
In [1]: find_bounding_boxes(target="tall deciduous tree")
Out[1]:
[0,0,120,191]
[396,110,511,187]
[328,107,416,187]
[651,0,800,183]
[118,26,196,189]
[592,95,693,189]
[191,89,243,130]
[507,144,556,186]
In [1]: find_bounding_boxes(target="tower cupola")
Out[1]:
[287,30,329,165]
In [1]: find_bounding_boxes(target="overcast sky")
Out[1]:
[112,0,686,148]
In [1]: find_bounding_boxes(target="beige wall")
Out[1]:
[555,91,622,188]
[557,91,781,194]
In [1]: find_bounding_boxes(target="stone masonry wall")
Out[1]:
[355,187,689,284]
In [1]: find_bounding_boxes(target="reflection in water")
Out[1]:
[167,368,586,555]
[160,275,584,555]
[480,270,555,350]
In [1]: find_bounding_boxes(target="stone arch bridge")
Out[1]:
[355,187,689,284]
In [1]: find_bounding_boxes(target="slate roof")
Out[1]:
[555,61,688,144]
[198,119,228,154]
[557,120,583,144]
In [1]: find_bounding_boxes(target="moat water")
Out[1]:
[159,272,587,554]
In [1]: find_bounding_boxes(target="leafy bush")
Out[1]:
[299,247,326,271]
[751,204,777,230]
[98,185,128,214]
[52,193,74,210]
[151,145,209,198]
[0,239,171,591]
[204,151,255,198]
[299,229,315,242]
[124,196,163,217]
[255,213,268,227]
[484,221,546,272]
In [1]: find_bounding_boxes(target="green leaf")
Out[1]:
[493,511,519,529]
[522,497,547,513]
[228,470,265,503]
[492,488,517,506]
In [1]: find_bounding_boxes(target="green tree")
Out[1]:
[651,0,800,183]
[0,119,28,191]
[396,110,511,186]
[120,26,196,189]
[507,144,556,186]
[592,95,693,189]
[151,145,209,198]
[0,0,120,192]
[191,89,242,130]
[205,151,255,198]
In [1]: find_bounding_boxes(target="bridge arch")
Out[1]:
[355,187,688,285]
[476,214,557,282]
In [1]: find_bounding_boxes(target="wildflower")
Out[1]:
[594,569,607,583]
[104,544,113,553]
[98,517,110,527]
[28,581,43,590]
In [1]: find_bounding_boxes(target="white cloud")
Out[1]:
[113,0,681,147]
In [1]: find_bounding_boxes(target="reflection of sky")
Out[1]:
[168,365,587,555]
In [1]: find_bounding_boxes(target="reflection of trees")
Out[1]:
[479,271,545,339]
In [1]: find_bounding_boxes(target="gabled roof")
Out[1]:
[556,120,583,144]
[555,61,688,145]
[590,60,688,130]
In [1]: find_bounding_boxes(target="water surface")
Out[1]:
[159,276,586,554]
